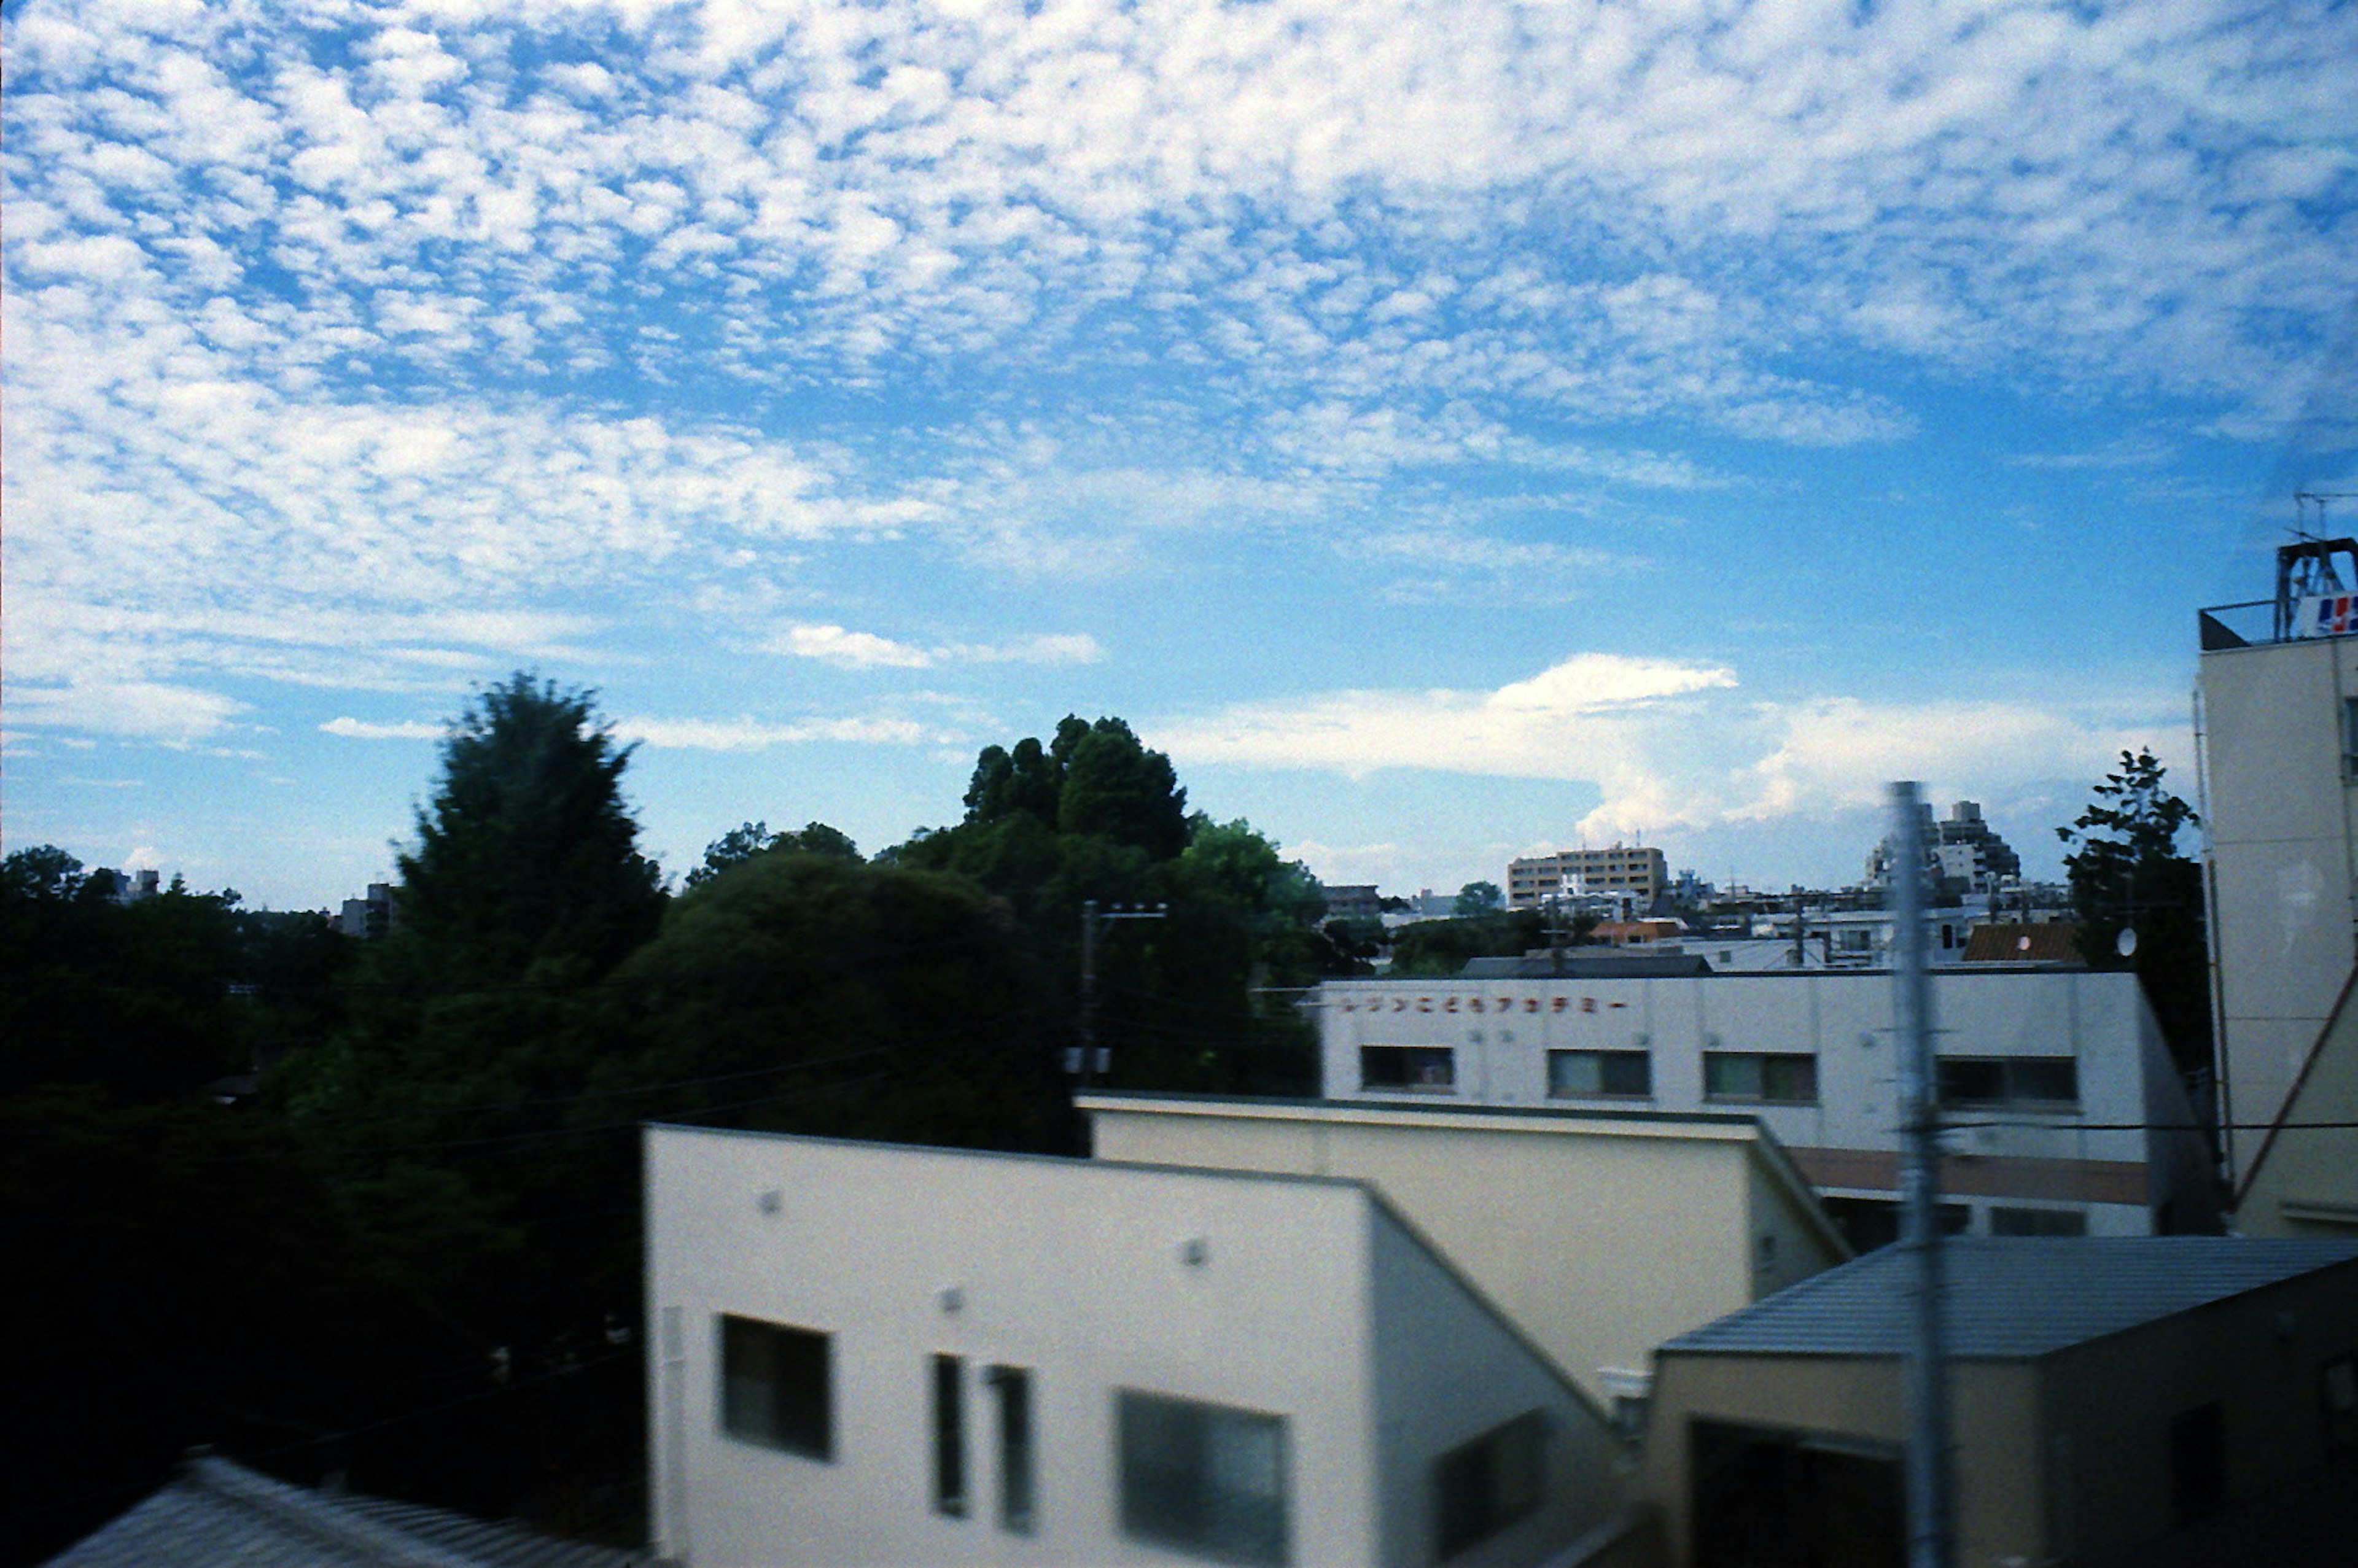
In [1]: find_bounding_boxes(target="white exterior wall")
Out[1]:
[2198,634,2358,1181]
[645,1125,1616,1568]
[1315,971,2212,1236]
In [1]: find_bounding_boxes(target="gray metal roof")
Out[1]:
[1660,1237,2358,1360]
[43,1455,652,1568]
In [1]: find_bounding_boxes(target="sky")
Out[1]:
[5,0,2357,912]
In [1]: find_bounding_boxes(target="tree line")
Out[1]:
[1,675,1360,1562]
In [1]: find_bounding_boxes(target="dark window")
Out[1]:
[1692,1421,1902,1568]
[1704,1052,1818,1104]
[1436,1411,1544,1559]
[720,1314,831,1459]
[1361,1045,1455,1092]
[1547,1049,1652,1098]
[2324,1354,2357,1456]
[933,1353,967,1516]
[1937,1056,2077,1108]
[2168,1402,2227,1526]
[1990,1206,2088,1236]
[1819,1197,1969,1253]
[1117,1390,1288,1566]
[988,1365,1036,1534]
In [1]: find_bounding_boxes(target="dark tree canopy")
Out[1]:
[1453,880,1504,917]
[964,715,1189,860]
[2057,747,2212,1076]
[395,673,664,984]
[683,820,861,890]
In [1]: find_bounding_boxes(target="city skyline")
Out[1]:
[6,0,2356,910]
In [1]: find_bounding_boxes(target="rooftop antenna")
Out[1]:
[2273,492,2358,641]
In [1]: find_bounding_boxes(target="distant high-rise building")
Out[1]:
[1862,800,2020,895]
[1506,845,1667,909]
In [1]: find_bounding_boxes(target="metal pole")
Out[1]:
[1890,782,1951,1568]
[1078,898,1099,1089]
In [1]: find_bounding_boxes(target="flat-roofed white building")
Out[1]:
[1080,1093,1846,1411]
[2198,588,2358,1213]
[1313,970,2219,1245]
[644,1124,1625,1568]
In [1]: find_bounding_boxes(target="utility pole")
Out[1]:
[1076,899,1167,1088]
[1890,782,1951,1568]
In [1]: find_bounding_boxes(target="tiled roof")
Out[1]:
[1960,923,2084,964]
[43,1454,652,1568]
[1660,1237,2358,1360]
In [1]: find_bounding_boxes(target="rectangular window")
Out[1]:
[720,1314,831,1460]
[1547,1049,1652,1098]
[1360,1045,1455,1092]
[2343,698,2358,782]
[1436,1411,1545,1559]
[1703,1052,1818,1104]
[1117,1391,1288,1567]
[988,1365,1036,1534]
[2168,1402,2227,1526]
[933,1354,967,1517]
[1990,1205,2089,1236]
[1937,1056,2079,1108]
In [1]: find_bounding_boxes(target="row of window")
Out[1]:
[1359,1046,2079,1108]
[717,1313,1545,1563]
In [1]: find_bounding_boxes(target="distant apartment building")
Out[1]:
[1861,799,2022,896]
[1506,845,1667,909]
[335,882,395,939]
[1320,884,1385,922]
[1314,970,2220,1246]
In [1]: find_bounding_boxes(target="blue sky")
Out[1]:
[6,0,2356,910]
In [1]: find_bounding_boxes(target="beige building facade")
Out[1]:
[1508,847,1669,909]
[1081,1093,1848,1408]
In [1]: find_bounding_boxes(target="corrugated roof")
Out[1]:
[1959,923,2084,964]
[1660,1238,2358,1360]
[44,1455,652,1568]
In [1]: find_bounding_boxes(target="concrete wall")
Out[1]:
[1365,1203,1621,1568]
[2199,635,2358,1181]
[645,1124,1624,1567]
[2239,972,2358,1236]
[1084,1098,1845,1400]
[1315,971,2214,1236]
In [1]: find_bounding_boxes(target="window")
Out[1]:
[1117,1391,1288,1567]
[988,1365,1036,1534]
[720,1314,831,1459]
[1361,1045,1455,1092]
[1703,1052,1818,1104]
[1547,1049,1651,1098]
[1436,1411,1544,1559]
[2168,1402,2226,1526]
[2343,698,2358,782]
[1990,1205,2088,1236]
[933,1354,967,1516]
[1937,1056,2078,1108]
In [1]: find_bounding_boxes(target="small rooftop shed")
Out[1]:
[1642,1238,2358,1568]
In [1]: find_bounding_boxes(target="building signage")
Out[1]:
[2295,592,2358,638]
[1337,994,1629,1014]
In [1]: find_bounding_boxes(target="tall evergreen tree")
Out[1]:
[395,673,666,985]
[2057,747,2212,1076]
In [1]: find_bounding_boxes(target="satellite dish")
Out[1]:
[2116,927,2139,958]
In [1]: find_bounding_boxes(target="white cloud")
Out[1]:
[612,713,935,750]
[7,678,247,743]
[769,623,1103,669]
[1157,654,2187,848]
[320,716,443,740]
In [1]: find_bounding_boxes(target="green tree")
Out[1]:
[1453,880,1504,917]
[1389,909,1549,977]
[684,820,861,889]
[2056,748,2212,1076]
[392,673,665,986]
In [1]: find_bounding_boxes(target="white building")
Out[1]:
[2198,585,2358,1187]
[1313,971,2219,1245]
[644,1124,1625,1568]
